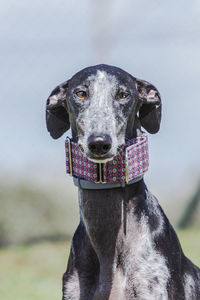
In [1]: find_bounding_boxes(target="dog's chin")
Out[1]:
[87,156,114,163]
[85,153,115,163]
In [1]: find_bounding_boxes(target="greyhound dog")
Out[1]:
[46,64,200,300]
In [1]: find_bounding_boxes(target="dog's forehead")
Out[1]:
[69,65,135,89]
[88,70,117,90]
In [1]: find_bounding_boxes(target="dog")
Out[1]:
[46,64,200,299]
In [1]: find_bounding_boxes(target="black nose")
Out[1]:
[87,134,112,156]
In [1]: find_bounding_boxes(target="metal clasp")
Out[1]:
[66,137,73,177]
[125,163,129,183]
[95,163,107,184]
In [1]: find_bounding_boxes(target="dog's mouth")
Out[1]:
[86,153,114,163]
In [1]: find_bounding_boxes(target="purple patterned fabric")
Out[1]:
[65,134,149,183]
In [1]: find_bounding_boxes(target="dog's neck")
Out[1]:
[78,180,145,261]
[74,125,146,260]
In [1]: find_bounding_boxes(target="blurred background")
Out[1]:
[0,0,200,299]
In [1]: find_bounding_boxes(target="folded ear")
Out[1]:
[46,81,70,139]
[136,79,161,134]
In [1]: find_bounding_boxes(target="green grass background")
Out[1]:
[0,242,70,300]
[0,229,200,300]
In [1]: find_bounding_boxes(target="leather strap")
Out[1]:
[73,175,143,190]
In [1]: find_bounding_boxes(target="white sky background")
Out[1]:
[0,0,200,199]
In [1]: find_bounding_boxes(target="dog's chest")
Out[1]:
[124,247,170,300]
[93,217,170,300]
[112,215,170,300]
[93,269,126,300]
[98,255,169,300]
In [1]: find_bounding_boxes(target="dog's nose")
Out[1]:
[87,134,112,156]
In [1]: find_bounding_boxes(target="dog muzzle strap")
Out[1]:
[65,133,149,189]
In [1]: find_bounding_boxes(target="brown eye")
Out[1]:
[76,91,87,99]
[119,92,129,99]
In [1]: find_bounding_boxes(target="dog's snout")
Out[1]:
[88,134,112,156]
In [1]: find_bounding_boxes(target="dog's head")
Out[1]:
[46,64,161,162]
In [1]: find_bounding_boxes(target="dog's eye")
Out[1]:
[76,91,87,99]
[118,92,129,99]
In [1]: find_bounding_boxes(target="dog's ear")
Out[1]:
[46,81,70,139]
[135,79,161,134]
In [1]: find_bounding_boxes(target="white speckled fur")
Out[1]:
[63,270,80,300]
[184,273,196,300]
[77,71,127,160]
[124,213,170,299]
[48,95,58,105]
